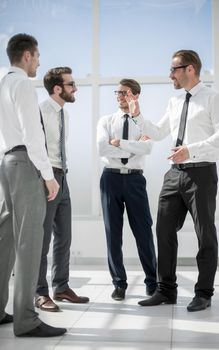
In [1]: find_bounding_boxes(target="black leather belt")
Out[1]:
[104,167,143,175]
[53,167,68,176]
[172,162,215,170]
[5,145,27,155]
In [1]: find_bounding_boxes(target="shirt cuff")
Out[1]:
[132,112,142,120]
[187,144,198,160]
[40,167,54,181]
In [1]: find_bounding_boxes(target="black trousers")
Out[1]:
[100,171,157,290]
[36,173,72,296]
[157,164,218,299]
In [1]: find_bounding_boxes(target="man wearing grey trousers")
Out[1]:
[35,67,89,312]
[0,33,66,337]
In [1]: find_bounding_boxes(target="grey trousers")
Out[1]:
[0,150,46,336]
[36,173,72,296]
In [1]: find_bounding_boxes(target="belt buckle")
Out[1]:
[120,168,129,174]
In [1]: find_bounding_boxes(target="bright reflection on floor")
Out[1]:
[0,265,218,350]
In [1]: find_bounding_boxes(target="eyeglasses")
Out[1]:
[170,65,189,73]
[114,90,128,97]
[62,81,76,87]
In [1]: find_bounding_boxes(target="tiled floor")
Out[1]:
[0,265,219,350]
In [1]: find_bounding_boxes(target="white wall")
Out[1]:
[70,217,219,265]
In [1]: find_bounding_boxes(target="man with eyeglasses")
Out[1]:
[35,67,89,312]
[138,50,219,312]
[97,79,157,301]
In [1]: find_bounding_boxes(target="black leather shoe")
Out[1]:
[138,291,177,306]
[111,287,126,301]
[187,296,211,312]
[17,321,67,337]
[0,313,13,325]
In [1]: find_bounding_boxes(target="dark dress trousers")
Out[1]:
[100,169,157,291]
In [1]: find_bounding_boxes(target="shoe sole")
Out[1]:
[35,303,60,312]
[53,297,89,303]
[138,299,176,306]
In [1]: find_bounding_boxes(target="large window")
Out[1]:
[99,0,212,76]
[0,0,92,78]
[0,0,216,217]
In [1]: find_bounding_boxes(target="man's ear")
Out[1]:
[53,85,62,95]
[187,64,194,74]
[23,50,32,63]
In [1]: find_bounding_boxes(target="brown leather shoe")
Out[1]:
[35,295,60,312]
[53,288,89,304]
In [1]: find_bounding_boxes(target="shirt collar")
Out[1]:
[117,109,131,118]
[9,66,28,77]
[48,96,63,113]
[186,81,204,97]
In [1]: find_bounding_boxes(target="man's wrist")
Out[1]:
[132,112,140,118]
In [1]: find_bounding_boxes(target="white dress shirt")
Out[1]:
[97,109,152,169]
[40,97,69,169]
[142,81,219,163]
[0,66,53,180]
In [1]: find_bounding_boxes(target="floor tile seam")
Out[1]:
[51,335,66,349]
[61,336,174,345]
[170,304,175,349]
[66,284,110,330]
[172,340,219,345]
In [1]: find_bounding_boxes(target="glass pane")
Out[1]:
[37,86,92,216]
[0,0,92,79]
[100,0,212,76]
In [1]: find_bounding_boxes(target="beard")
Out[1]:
[59,89,75,103]
[173,79,182,90]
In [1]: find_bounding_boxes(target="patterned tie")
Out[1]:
[121,114,129,165]
[60,108,66,171]
[175,92,192,147]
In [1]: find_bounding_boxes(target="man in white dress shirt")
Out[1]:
[97,79,157,301]
[35,67,89,312]
[138,50,219,312]
[0,33,66,336]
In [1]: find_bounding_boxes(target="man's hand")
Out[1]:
[139,135,151,141]
[45,179,60,201]
[125,90,140,117]
[110,139,120,147]
[168,145,189,163]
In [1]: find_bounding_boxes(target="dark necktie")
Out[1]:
[60,108,67,171]
[121,114,129,165]
[175,92,192,147]
[39,109,48,151]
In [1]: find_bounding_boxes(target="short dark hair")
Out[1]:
[6,33,38,64]
[119,78,141,95]
[172,50,202,76]
[43,67,72,95]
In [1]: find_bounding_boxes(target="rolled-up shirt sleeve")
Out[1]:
[97,116,131,158]
[120,138,152,155]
